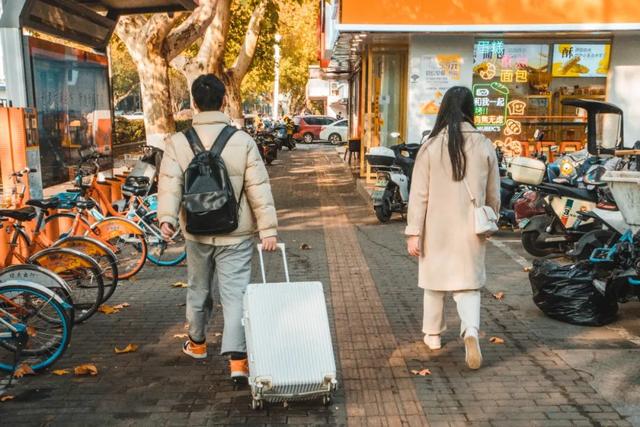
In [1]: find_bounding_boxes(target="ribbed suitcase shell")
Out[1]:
[243,280,337,403]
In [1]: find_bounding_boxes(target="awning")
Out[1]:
[19,0,197,50]
[75,0,196,16]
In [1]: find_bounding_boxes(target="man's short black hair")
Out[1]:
[192,74,225,111]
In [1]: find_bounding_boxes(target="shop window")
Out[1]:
[472,40,610,158]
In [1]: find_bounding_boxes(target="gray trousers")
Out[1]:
[185,238,253,354]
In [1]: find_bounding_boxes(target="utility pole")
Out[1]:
[272,33,281,121]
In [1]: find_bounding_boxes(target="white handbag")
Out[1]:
[463,179,499,235]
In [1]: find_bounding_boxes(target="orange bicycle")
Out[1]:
[0,206,104,323]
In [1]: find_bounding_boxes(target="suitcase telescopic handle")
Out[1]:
[257,243,290,283]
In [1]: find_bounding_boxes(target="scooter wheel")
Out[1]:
[521,231,557,257]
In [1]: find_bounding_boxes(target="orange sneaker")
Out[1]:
[229,358,249,381]
[182,340,207,359]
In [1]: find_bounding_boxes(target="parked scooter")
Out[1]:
[514,101,626,257]
[366,132,421,223]
[273,124,295,150]
[255,132,278,165]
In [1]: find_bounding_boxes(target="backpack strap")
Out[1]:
[210,125,239,157]
[183,127,206,155]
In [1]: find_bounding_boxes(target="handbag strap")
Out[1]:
[462,178,479,208]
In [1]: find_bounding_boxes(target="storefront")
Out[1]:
[320,0,640,179]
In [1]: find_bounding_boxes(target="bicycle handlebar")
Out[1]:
[11,168,37,177]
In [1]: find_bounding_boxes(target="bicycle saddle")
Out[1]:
[0,207,37,222]
[72,199,96,210]
[26,197,60,210]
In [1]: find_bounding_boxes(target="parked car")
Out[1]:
[293,115,336,143]
[319,119,348,145]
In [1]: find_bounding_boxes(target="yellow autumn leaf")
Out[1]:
[98,305,119,315]
[114,344,139,354]
[173,333,188,339]
[74,364,98,376]
[14,363,35,378]
[52,369,70,376]
[112,303,130,310]
[0,395,15,402]
[493,292,505,300]
[490,336,505,344]
[172,281,188,288]
[523,266,533,272]
[410,368,432,376]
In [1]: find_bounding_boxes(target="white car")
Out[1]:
[319,119,348,145]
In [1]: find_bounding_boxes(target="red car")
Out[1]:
[293,116,336,143]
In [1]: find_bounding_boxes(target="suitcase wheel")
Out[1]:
[251,399,264,410]
[322,395,332,407]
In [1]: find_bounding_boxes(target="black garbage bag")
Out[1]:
[529,259,618,326]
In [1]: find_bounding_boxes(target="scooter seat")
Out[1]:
[538,183,598,203]
[394,156,415,178]
[26,197,60,210]
[0,207,37,222]
[501,177,518,191]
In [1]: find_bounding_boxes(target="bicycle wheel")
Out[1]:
[142,212,186,266]
[0,281,72,372]
[53,236,119,303]
[0,265,75,324]
[43,212,92,241]
[87,217,147,280]
[28,248,104,323]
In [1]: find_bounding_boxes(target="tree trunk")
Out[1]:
[138,53,175,149]
[223,73,243,125]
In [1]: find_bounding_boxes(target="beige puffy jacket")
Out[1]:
[157,111,278,246]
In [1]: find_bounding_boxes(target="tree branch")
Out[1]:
[114,15,149,60]
[229,0,268,82]
[144,13,183,51]
[203,0,232,74]
[163,0,217,61]
[114,82,140,107]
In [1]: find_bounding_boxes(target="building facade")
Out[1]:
[320,0,640,178]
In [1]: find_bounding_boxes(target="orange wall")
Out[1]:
[341,0,640,26]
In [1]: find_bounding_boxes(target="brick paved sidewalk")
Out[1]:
[1,145,634,426]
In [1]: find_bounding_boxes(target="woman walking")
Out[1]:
[405,86,500,369]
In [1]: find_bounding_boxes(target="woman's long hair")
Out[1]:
[428,86,475,181]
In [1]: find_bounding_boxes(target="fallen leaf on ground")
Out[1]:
[0,395,15,402]
[52,369,70,376]
[114,344,138,354]
[98,305,119,315]
[26,326,37,337]
[14,364,35,378]
[523,266,533,272]
[74,364,98,376]
[173,333,188,339]
[492,292,505,300]
[176,303,186,307]
[172,281,188,288]
[410,369,432,376]
[489,337,505,344]
[300,243,311,250]
[213,332,222,337]
[112,303,130,310]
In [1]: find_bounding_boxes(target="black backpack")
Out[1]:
[181,125,242,235]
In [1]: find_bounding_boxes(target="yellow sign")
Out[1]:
[552,44,611,77]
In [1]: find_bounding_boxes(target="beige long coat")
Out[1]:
[405,123,501,291]
[158,111,278,246]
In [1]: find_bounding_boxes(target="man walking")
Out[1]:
[158,74,278,382]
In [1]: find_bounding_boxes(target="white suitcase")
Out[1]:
[242,243,338,409]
